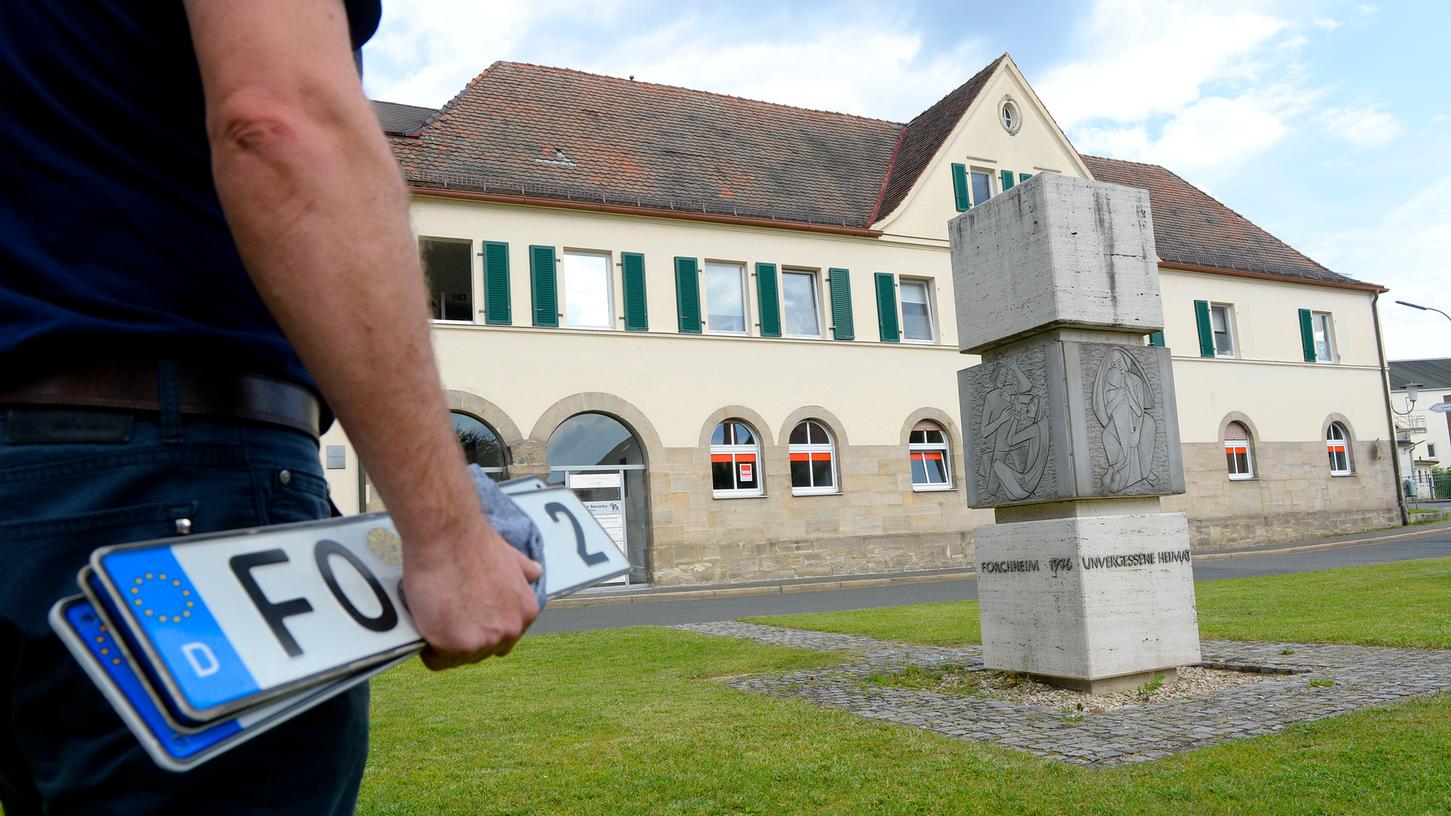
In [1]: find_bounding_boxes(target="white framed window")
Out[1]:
[1326,422,1352,476]
[1210,303,1236,357]
[1312,312,1337,363]
[781,269,823,338]
[789,419,838,495]
[999,99,1021,134]
[561,250,613,329]
[909,420,952,491]
[703,261,748,334]
[899,278,935,342]
[969,169,994,206]
[710,420,762,498]
[1225,421,1255,480]
[419,237,473,322]
[1427,442,1438,459]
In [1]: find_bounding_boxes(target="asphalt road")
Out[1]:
[532,526,1451,634]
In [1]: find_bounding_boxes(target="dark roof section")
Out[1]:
[1388,359,1451,391]
[372,100,436,135]
[387,61,901,228]
[872,54,1007,221]
[1081,155,1380,290]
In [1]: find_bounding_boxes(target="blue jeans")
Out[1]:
[0,404,368,815]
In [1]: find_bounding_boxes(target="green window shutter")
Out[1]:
[1193,300,1214,357]
[1001,169,1016,190]
[1298,308,1317,362]
[1148,330,1165,348]
[674,257,701,334]
[482,241,511,325]
[951,163,970,212]
[1019,172,1034,183]
[874,272,900,343]
[621,252,648,332]
[756,263,781,337]
[828,268,854,341]
[529,245,557,327]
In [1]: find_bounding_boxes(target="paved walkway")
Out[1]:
[676,621,1451,767]
[533,523,1451,633]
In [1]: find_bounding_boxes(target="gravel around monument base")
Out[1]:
[873,664,1272,714]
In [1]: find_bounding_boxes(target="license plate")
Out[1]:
[86,485,628,722]
[50,595,401,772]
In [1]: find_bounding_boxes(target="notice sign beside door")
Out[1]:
[569,472,627,555]
[581,499,626,554]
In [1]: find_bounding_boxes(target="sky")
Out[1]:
[362,0,1450,362]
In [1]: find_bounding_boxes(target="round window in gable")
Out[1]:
[1000,98,1022,135]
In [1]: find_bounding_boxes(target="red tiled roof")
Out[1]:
[1081,156,1379,290]
[388,61,900,228]
[872,54,1006,221]
[380,59,1376,291]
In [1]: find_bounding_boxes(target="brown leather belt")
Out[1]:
[0,361,322,437]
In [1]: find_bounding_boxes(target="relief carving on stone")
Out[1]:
[979,361,1050,501]
[1092,346,1159,493]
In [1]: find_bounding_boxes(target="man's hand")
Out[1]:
[404,519,543,670]
[184,0,542,666]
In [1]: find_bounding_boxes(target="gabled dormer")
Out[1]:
[870,54,1093,240]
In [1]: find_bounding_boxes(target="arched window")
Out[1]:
[789,419,838,495]
[909,420,952,491]
[1327,422,1352,476]
[1225,421,1254,481]
[710,420,762,497]
[453,412,508,481]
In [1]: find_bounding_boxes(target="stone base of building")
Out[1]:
[651,530,973,587]
[1187,507,1400,552]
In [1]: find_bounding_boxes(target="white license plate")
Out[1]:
[86,484,628,722]
[50,595,402,772]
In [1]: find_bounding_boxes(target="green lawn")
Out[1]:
[356,557,1451,815]
[743,556,1451,649]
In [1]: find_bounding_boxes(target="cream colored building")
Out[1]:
[323,54,1400,586]
[1388,359,1451,498]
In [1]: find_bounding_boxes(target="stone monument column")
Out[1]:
[950,173,1201,693]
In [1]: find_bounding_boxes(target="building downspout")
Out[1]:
[1372,292,1409,526]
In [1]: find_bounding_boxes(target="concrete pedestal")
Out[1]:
[951,173,1202,690]
[973,511,1200,689]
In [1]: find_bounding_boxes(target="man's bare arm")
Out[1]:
[183,0,539,668]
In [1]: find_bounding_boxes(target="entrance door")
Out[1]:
[546,413,650,584]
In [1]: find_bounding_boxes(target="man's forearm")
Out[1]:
[188,1,480,557]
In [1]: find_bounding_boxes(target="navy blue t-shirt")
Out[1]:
[0,2,381,392]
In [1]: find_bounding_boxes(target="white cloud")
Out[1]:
[362,0,628,106]
[361,1,991,123]
[1316,105,1404,148]
[1035,0,1289,128]
[1311,17,1341,30]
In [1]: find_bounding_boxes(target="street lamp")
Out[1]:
[1391,382,1421,416]
[1395,300,1451,323]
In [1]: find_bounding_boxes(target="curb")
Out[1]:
[549,523,1451,608]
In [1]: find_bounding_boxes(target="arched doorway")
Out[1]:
[546,412,650,584]
[360,411,509,512]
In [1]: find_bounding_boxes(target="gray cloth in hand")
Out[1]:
[468,465,548,611]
